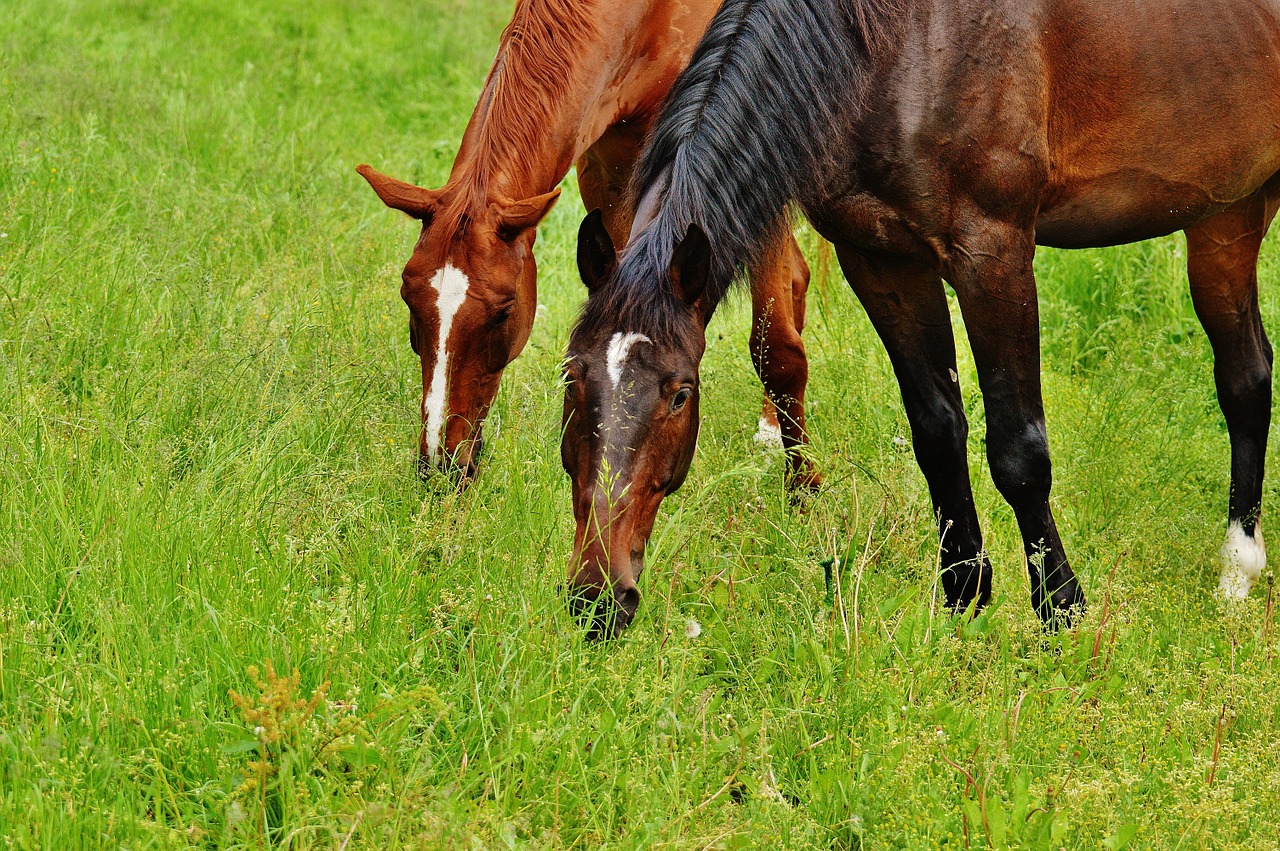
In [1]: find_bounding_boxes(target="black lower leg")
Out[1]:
[841,249,992,615]
[987,417,1085,626]
[907,392,992,613]
[1216,338,1271,533]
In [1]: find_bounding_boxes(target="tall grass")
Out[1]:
[1,1,1278,847]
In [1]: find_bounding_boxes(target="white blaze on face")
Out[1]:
[599,332,653,463]
[606,332,651,387]
[422,264,470,460]
[1219,520,1266,599]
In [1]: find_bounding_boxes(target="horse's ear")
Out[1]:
[495,189,561,241]
[669,223,712,310]
[357,164,440,221]
[577,209,616,291]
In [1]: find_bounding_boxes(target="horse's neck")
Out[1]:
[447,0,717,203]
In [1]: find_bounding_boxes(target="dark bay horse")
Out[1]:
[358,0,818,485]
[563,0,1280,636]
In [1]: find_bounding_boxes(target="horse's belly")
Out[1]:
[1034,145,1274,249]
[1035,171,1231,248]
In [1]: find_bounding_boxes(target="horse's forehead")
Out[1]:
[429,263,470,311]
[568,328,651,377]
[606,332,652,386]
[404,250,506,311]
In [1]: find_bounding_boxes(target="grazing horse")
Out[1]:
[358,0,818,485]
[562,0,1280,637]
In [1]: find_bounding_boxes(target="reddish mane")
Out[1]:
[440,0,599,238]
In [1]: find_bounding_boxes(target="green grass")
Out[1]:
[2,1,1279,847]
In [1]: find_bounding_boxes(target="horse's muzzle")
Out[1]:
[417,429,484,485]
[567,582,641,640]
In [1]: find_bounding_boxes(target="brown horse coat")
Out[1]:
[562,0,1280,635]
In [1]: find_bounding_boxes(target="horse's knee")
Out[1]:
[1233,360,1271,402]
[763,353,809,401]
[988,422,1053,507]
[1233,358,1271,398]
[909,396,968,474]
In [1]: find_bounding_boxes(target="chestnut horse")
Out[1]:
[562,0,1280,636]
[358,0,818,485]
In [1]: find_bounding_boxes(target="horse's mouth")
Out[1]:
[416,427,485,486]
[567,585,640,640]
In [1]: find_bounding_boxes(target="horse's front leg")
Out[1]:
[749,235,821,490]
[946,225,1086,627]
[575,133,640,249]
[838,249,992,613]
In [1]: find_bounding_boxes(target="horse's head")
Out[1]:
[359,164,560,482]
[561,211,711,638]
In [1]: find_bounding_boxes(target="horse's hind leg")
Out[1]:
[750,233,821,490]
[1186,189,1280,597]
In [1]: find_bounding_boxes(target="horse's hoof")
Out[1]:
[785,465,823,493]
[1036,585,1086,632]
[942,559,993,616]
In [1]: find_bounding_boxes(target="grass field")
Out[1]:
[3,1,1280,847]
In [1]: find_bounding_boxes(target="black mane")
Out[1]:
[573,0,904,346]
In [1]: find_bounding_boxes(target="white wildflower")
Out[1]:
[684,618,702,639]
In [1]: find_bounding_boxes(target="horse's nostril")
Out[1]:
[416,455,434,482]
[615,586,641,617]
[565,582,640,640]
[566,584,600,620]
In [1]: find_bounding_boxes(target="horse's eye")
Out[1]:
[670,388,692,413]
[408,315,421,356]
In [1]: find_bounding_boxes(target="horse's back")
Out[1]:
[1035,0,1280,247]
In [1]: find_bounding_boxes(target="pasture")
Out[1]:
[2,0,1279,846]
